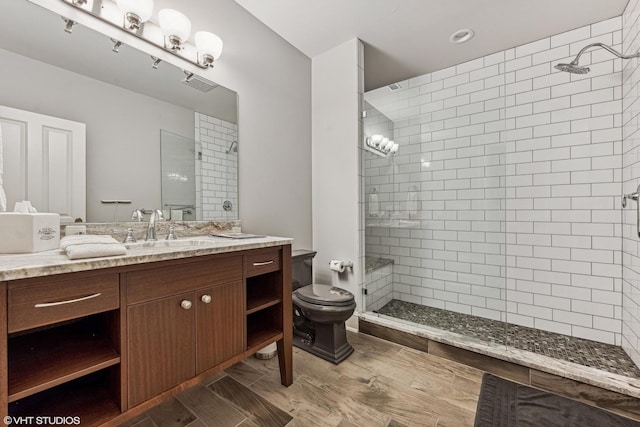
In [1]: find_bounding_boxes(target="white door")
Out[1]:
[0,105,86,221]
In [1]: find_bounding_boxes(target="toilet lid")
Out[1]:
[295,284,355,307]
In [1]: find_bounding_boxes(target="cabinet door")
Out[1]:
[127,292,195,407]
[196,281,244,374]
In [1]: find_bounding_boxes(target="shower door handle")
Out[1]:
[623,184,640,238]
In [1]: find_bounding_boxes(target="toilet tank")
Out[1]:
[292,249,316,291]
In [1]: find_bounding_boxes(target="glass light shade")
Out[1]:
[195,31,224,59]
[370,134,383,146]
[115,0,153,22]
[159,9,192,42]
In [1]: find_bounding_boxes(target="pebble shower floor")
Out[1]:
[377,299,640,378]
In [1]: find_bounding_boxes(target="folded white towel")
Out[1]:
[60,234,120,250]
[171,209,183,221]
[65,243,127,260]
[60,234,126,259]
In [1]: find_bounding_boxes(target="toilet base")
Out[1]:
[293,320,354,364]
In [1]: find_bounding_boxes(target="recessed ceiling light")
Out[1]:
[449,29,474,44]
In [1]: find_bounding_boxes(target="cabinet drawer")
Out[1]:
[8,274,119,333]
[245,248,281,277]
[125,255,243,305]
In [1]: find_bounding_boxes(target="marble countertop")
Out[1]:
[0,235,293,281]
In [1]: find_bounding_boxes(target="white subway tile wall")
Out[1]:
[623,0,640,367]
[364,17,623,345]
[195,112,238,220]
[365,263,394,312]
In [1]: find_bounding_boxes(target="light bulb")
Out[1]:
[116,0,153,30]
[159,9,192,49]
[195,31,224,67]
[370,134,383,146]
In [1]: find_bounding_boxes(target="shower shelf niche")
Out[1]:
[365,219,420,228]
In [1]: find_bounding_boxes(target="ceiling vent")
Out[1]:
[182,71,218,92]
[388,82,403,91]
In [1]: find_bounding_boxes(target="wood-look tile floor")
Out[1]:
[121,332,483,427]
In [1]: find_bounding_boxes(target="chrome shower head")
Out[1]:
[225,140,237,154]
[555,42,640,74]
[554,62,590,74]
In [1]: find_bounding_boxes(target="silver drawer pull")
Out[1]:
[253,260,274,266]
[34,292,102,308]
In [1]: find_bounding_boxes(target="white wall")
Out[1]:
[312,39,364,323]
[622,0,640,367]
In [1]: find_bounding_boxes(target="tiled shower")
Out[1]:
[363,5,640,370]
[195,112,238,220]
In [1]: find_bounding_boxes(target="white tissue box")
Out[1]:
[0,213,60,253]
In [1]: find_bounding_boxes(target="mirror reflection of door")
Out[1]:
[0,105,86,221]
[160,130,196,221]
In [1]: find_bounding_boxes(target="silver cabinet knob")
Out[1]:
[181,300,192,310]
[201,294,212,304]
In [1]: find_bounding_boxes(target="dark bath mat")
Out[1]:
[474,373,640,427]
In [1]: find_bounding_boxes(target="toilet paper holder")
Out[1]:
[329,259,354,273]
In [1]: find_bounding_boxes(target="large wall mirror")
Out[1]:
[0,0,238,223]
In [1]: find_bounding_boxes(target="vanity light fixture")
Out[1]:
[110,38,123,53]
[195,31,223,67]
[62,17,77,34]
[115,0,154,32]
[151,56,162,69]
[61,0,224,69]
[158,9,191,50]
[364,134,399,158]
[183,72,195,83]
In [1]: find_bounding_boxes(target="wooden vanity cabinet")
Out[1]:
[126,282,244,406]
[123,254,245,407]
[4,271,121,425]
[127,291,196,407]
[0,243,292,425]
[196,282,244,374]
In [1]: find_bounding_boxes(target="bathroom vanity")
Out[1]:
[0,237,292,425]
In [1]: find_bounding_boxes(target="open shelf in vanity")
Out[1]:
[5,271,122,424]
[244,248,285,352]
[8,313,120,402]
[9,368,121,426]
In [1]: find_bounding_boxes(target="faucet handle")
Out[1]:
[112,228,137,243]
[166,226,177,240]
[131,209,144,221]
[123,228,137,243]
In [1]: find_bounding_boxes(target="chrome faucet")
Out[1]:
[145,209,164,241]
[131,209,144,222]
